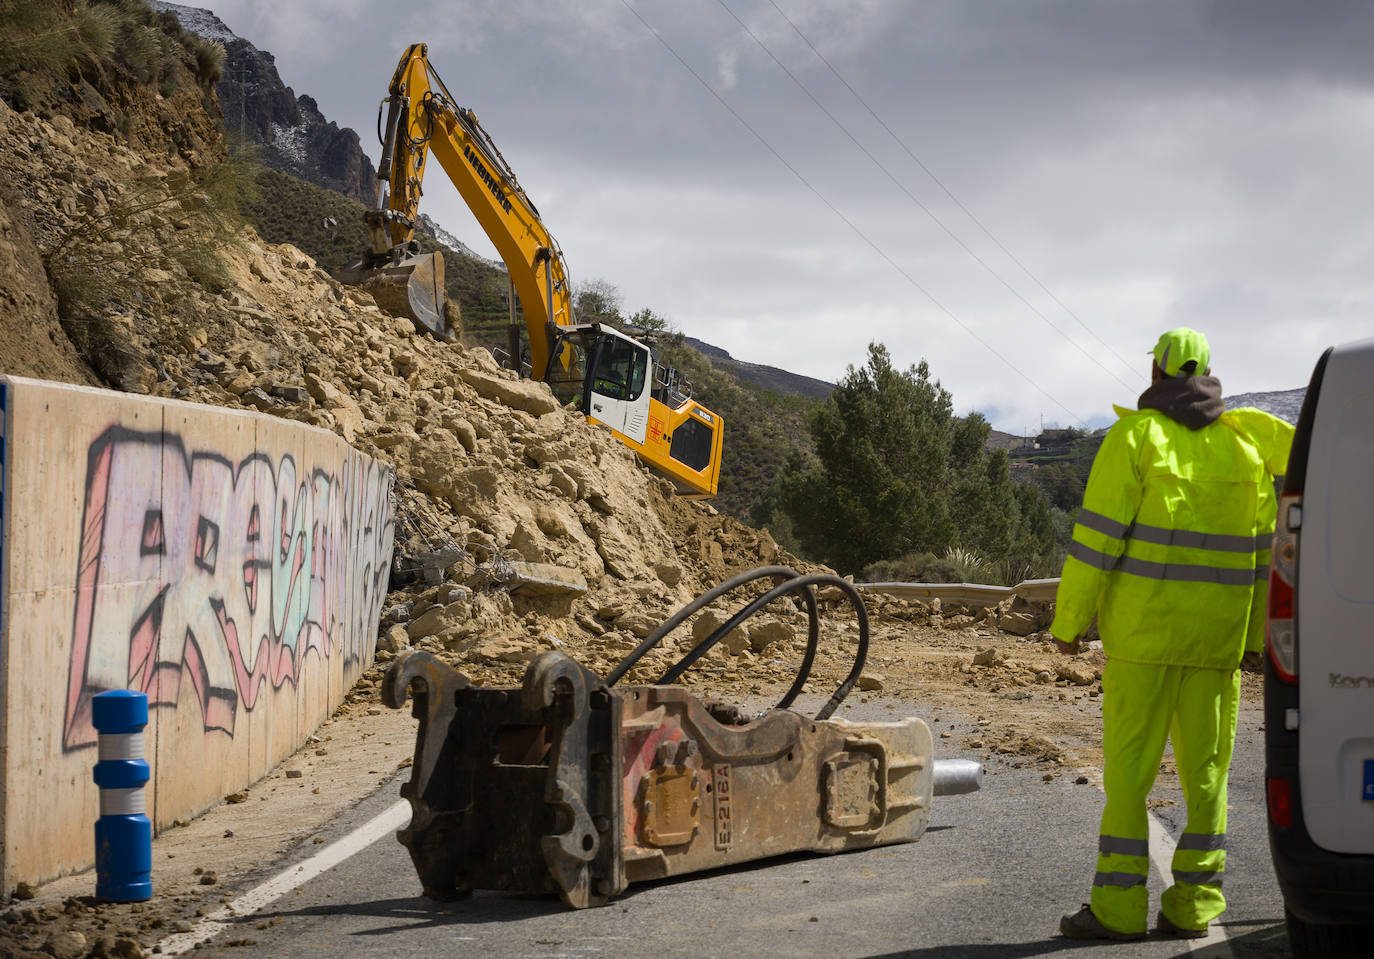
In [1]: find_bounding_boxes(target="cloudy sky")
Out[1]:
[197,0,1372,434]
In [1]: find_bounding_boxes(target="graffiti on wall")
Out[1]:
[63,426,395,750]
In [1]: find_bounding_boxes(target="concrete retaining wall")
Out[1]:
[0,376,395,889]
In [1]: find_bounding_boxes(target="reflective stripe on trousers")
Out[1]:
[1089,660,1240,935]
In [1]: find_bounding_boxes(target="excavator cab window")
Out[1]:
[545,337,590,408]
[590,336,647,403]
[669,416,715,472]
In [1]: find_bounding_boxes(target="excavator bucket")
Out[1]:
[359,251,456,341]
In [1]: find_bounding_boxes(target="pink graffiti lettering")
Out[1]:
[63,427,394,750]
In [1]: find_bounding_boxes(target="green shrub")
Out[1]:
[0,1,117,79]
[190,36,225,87]
[860,551,965,584]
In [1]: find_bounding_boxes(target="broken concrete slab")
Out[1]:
[503,562,589,597]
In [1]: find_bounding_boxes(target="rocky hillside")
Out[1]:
[149,1,376,204]
[0,28,822,701]
[684,336,833,400]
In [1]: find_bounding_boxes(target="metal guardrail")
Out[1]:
[855,577,1059,608]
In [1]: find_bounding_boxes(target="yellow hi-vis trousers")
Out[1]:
[1089,659,1241,935]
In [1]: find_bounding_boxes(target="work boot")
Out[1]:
[1156,910,1209,939]
[1059,904,1146,941]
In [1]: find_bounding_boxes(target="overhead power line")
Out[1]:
[721,0,1135,392]
[761,0,1141,382]
[618,0,1087,426]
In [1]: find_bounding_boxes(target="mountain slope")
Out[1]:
[684,336,833,400]
[0,7,802,691]
[1223,386,1305,423]
[152,1,376,203]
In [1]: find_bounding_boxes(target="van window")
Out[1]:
[1328,391,1374,602]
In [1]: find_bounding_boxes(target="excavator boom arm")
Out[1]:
[379,43,572,378]
[363,44,724,498]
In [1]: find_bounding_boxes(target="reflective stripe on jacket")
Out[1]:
[1049,405,1294,668]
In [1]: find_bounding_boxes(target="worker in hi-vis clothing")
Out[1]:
[1052,327,1293,941]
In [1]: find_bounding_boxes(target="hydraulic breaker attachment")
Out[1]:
[381,567,979,908]
[382,649,936,908]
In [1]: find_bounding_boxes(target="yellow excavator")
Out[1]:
[345,43,723,498]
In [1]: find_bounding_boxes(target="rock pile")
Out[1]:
[0,99,837,694]
[0,97,1062,703]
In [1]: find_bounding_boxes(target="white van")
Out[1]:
[1265,336,1374,955]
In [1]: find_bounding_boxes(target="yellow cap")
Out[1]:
[1149,327,1210,377]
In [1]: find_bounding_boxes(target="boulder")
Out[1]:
[407,601,469,640]
[654,560,684,587]
[614,609,660,639]
[1057,663,1098,686]
[745,616,794,653]
[377,624,411,653]
[457,366,559,415]
[589,517,640,580]
[997,609,1039,636]
[504,562,589,598]
[972,647,1006,667]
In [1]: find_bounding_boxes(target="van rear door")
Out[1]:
[1297,336,1374,854]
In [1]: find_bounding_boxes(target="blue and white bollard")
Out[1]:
[92,690,152,901]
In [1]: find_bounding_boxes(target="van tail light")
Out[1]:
[1265,493,1300,685]
[1267,777,1293,828]
[1267,571,1297,682]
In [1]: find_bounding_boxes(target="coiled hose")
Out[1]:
[604,566,869,721]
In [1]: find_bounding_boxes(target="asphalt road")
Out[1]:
[162,701,1292,959]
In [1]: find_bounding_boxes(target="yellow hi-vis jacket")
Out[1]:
[1049,406,1294,669]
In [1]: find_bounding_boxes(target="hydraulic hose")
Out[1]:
[605,566,804,686]
[606,567,868,721]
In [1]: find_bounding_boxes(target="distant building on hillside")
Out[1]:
[1037,428,1082,445]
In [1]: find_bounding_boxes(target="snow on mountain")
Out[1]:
[148,1,236,44]
[417,214,505,270]
[151,2,376,203]
[1223,387,1306,424]
[270,121,309,166]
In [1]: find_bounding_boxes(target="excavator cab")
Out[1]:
[586,332,650,442]
[545,326,651,445]
[543,325,722,497]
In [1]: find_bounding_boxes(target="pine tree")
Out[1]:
[780,342,1056,578]
[781,343,955,572]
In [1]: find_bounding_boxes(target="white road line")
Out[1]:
[1149,812,1235,955]
[155,798,411,956]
